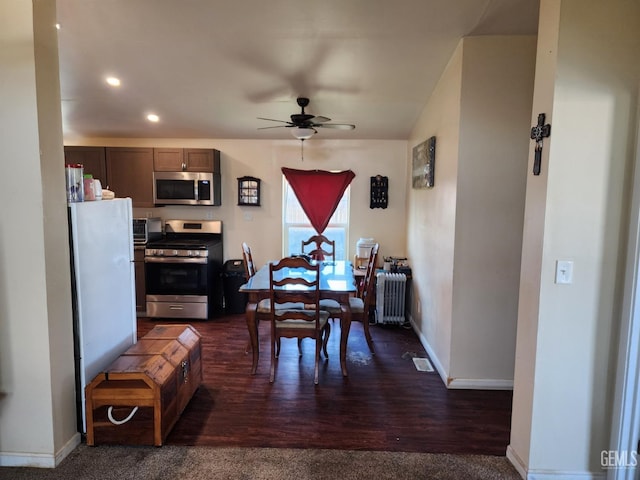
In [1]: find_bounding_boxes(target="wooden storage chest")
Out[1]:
[85,324,202,446]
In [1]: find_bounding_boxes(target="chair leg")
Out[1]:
[270,334,277,383]
[276,338,281,358]
[297,338,303,356]
[314,333,321,385]
[363,318,375,354]
[322,323,330,359]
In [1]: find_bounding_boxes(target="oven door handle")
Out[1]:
[144,256,208,264]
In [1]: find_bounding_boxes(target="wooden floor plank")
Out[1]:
[137,315,512,455]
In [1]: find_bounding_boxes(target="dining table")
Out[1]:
[239,260,358,377]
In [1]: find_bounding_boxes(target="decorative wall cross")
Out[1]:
[530,113,551,176]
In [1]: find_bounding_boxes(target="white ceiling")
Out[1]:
[55,0,539,141]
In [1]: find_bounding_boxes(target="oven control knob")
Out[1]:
[157,249,164,256]
[171,250,178,256]
[186,250,193,257]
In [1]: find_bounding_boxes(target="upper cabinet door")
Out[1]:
[106,147,154,208]
[64,146,107,184]
[153,148,220,172]
[184,149,219,172]
[153,148,184,171]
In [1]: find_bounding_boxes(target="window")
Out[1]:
[282,177,350,260]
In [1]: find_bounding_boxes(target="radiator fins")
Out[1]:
[375,273,406,325]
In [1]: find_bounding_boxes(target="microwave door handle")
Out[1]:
[194,180,199,201]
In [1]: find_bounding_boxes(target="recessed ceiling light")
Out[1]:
[146,114,160,123]
[55,23,61,30]
[105,77,121,87]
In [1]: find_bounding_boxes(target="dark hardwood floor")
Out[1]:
[137,315,513,455]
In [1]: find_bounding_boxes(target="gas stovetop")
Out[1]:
[145,219,223,258]
[148,238,214,249]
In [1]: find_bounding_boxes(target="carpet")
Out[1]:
[0,445,521,480]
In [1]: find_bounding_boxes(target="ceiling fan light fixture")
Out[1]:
[291,127,315,140]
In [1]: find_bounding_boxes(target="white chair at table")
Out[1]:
[268,256,331,384]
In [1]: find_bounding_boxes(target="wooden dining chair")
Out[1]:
[315,243,379,353]
[269,256,330,384]
[241,242,256,279]
[349,243,380,353]
[241,242,270,354]
[241,242,305,353]
[301,234,335,261]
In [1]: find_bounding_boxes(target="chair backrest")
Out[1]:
[269,256,321,324]
[301,234,335,261]
[361,243,380,309]
[241,242,256,279]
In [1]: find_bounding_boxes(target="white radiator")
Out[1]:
[375,272,407,325]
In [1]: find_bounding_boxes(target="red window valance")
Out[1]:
[282,167,355,234]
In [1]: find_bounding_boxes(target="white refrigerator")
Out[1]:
[68,198,137,432]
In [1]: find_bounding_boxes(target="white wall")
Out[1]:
[0,0,79,467]
[509,0,640,477]
[407,35,536,388]
[63,138,409,266]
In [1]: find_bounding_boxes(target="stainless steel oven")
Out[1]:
[145,220,223,319]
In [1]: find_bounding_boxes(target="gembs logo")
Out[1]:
[601,450,639,469]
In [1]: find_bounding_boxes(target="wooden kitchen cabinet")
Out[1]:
[106,147,154,208]
[153,148,220,173]
[134,247,146,314]
[64,146,107,185]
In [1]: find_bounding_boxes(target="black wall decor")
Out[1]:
[530,113,551,176]
[370,175,388,209]
[237,176,261,206]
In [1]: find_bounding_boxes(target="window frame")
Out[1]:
[282,176,350,260]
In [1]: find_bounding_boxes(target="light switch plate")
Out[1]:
[555,260,574,284]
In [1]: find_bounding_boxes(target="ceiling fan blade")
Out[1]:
[312,115,331,123]
[257,117,292,124]
[315,123,356,130]
[258,125,290,130]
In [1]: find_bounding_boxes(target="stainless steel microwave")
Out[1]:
[153,171,221,206]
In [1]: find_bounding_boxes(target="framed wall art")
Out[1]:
[412,136,436,189]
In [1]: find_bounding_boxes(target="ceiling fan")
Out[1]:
[258,97,355,139]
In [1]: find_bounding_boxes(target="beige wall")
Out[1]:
[64,138,409,265]
[406,42,462,377]
[407,35,536,388]
[509,0,640,476]
[0,0,79,466]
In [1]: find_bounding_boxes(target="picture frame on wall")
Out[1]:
[412,136,436,189]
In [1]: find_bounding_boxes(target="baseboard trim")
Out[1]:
[527,470,606,479]
[506,444,606,480]
[0,432,80,468]
[408,316,513,390]
[447,378,514,390]
[506,444,527,479]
